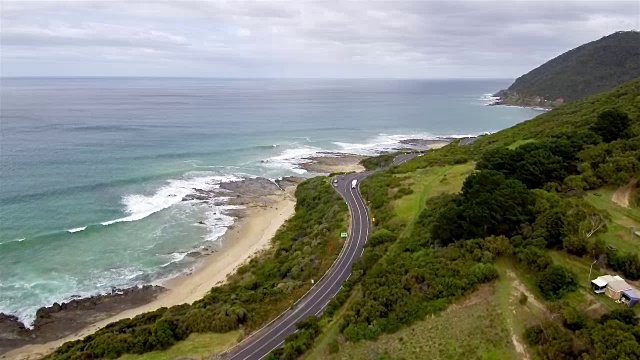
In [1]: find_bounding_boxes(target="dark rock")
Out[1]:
[0,313,29,341]
[275,176,305,189]
[0,285,166,354]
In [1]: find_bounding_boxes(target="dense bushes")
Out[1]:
[526,309,640,360]
[536,265,577,300]
[606,250,640,280]
[341,242,499,341]
[360,153,399,170]
[266,317,321,360]
[429,170,535,246]
[592,108,632,142]
[48,177,348,360]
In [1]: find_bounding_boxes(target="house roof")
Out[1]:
[592,278,608,287]
[607,279,633,292]
[623,288,640,300]
[592,275,624,287]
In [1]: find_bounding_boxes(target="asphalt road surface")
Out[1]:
[392,152,421,166]
[219,171,372,360]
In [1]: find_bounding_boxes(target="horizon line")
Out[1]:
[1,76,515,80]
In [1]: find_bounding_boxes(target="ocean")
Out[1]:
[0,78,541,325]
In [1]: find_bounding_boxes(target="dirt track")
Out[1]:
[612,179,637,208]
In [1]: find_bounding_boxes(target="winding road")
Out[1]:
[219,171,373,360]
[218,152,421,359]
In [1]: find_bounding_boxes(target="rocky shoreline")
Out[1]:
[0,285,164,355]
[0,175,304,356]
[398,138,455,150]
[489,89,555,110]
[299,153,367,173]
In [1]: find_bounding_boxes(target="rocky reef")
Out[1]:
[0,285,164,354]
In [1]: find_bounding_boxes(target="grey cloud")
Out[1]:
[1,0,638,77]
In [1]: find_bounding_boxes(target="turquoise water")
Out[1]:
[0,78,541,325]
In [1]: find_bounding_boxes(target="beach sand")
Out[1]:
[2,190,296,360]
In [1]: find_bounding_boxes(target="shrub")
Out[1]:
[536,265,577,300]
[519,292,528,305]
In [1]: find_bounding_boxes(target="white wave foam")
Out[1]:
[160,252,189,267]
[479,93,500,103]
[332,133,440,155]
[333,132,491,155]
[67,227,87,233]
[261,145,322,174]
[101,174,243,226]
[203,204,243,242]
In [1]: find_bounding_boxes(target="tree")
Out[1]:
[477,147,519,177]
[562,236,588,256]
[562,198,609,241]
[563,175,587,191]
[537,265,577,300]
[517,246,553,272]
[591,108,631,142]
[596,156,640,186]
[585,320,640,360]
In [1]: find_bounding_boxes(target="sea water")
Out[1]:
[0,78,541,325]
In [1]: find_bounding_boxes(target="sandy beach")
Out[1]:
[2,189,296,360]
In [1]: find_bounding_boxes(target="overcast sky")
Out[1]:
[1,1,639,78]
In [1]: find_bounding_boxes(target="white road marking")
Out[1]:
[230,175,368,360]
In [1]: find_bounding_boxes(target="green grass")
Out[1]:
[117,331,239,360]
[507,139,536,149]
[306,277,521,360]
[392,162,474,225]
[585,188,640,253]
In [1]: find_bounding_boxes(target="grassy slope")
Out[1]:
[392,162,475,226]
[118,332,239,360]
[585,188,640,253]
[308,283,515,360]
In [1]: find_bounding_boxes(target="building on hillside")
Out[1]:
[591,275,624,294]
[605,279,634,300]
[621,289,640,307]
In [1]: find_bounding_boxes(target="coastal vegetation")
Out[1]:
[494,31,640,107]
[303,78,640,358]
[47,177,348,359]
[359,153,399,170]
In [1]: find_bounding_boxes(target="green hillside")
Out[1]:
[301,79,640,360]
[494,31,640,107]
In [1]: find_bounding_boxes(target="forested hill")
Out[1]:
[494,31,640,107]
